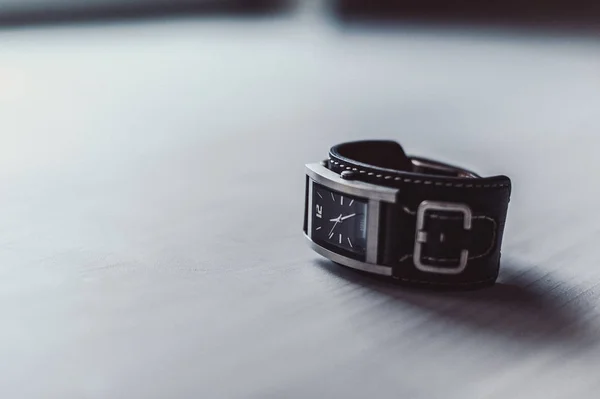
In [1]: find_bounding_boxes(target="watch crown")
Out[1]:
[340,171,356,180]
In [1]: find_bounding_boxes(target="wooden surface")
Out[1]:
[1,14,600,398]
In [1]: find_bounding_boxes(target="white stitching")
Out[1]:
[329,159,510,188]
[329,158,502,268]
[399,254,413,263]
[402,206,416,215]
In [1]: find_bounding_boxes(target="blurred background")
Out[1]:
[0,0,600,29]
[2,1,600,399]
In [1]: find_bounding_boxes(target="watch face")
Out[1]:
[310,182,368,258]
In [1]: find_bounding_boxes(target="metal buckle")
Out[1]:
[413,200,472,275]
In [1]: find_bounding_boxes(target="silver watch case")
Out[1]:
[304,162,399,276]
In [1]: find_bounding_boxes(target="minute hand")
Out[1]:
[340,213,356,221]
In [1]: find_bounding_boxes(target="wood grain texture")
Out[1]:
[0,16,600,399]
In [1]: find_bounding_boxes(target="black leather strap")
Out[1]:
[328,140,511,289]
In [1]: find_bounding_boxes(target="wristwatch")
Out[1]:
[303,140,512,289]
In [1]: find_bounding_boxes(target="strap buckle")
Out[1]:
[413,200,472,275]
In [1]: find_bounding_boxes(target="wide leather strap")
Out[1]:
[328,140,511,289]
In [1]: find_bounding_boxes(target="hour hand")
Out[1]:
[329,215,342,222]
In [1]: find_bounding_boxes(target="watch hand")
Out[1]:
[340,213,356,221]
[328,214,343,236]
[329,215,342,222]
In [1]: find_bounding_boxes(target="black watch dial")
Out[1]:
[311,182,368,257]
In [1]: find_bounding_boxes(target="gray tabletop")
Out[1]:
[1,15,600,399]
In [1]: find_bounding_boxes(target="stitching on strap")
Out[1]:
[329,159,509,188]
[402,206,416,215]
